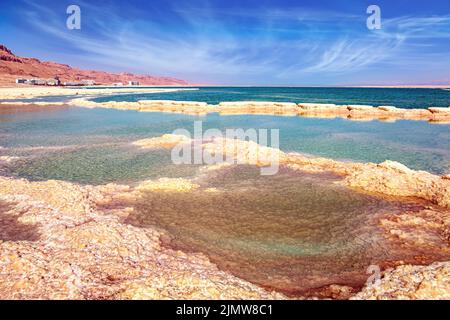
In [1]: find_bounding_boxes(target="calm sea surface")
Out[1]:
[93,87,450,109]
[1,90,449,296]
[0,104,449,181]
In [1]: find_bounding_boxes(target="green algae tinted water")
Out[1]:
[127,165,445,296]
[1,105,450,181]
[92,87,450,109]
[0,105,449,183]
[1,100,449,296]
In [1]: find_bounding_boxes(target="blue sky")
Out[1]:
[0,0,449,85]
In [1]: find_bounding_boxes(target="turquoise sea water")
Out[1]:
[0,104,449,183]
[93,87,450,109]
[1,92,449,296]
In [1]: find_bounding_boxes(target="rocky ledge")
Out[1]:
[69,99,450,123]
[132,134,192,150]
[0,176,285,299]
[0,170,448,299]
[133,134,450,208]
[0,150,449,299]
[0,135,448,299]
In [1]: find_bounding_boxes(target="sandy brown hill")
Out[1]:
[0,45,189,86]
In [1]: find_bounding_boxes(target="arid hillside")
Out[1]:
[0,45,189,86]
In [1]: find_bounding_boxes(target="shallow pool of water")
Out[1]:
[1,106,449,184]
[93,87,450,109]
[127,165,442,296]
[1,103,449,297]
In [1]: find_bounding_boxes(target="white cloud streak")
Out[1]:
[20,1,450,84]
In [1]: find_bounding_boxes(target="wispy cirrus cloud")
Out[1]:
[9,0,450,85]
[383,15,450,38]
[300,32,406,74]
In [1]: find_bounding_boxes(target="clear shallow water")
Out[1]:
[0,94,83,104]
[1,102,449,297]
[93,87,450,109]
[0,105,449,184]
[127,165,444,296]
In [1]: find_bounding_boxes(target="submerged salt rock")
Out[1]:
[0,156,20,163]
[137,178,199,193]
[133,134,191,149]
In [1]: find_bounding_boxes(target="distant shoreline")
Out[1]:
[342,85,450,89]
[131,85,450,89]
[1,84,449,89]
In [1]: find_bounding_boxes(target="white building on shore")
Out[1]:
[63,81,84,86]
[15,77,60,86]
[28,79,47,85]
[46,78,60,86]
[81,79,96,86]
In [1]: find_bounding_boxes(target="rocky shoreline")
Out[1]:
[1,89,449,122]
[133,134,450,208]
[67,98,450,123]
[351,262,449,300]
[0,176,286,299]
[0,135,447,299]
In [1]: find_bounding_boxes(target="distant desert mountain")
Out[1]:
[0,44,189,86]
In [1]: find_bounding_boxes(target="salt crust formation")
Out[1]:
[134,135,450,208]
[0,177,285,299]
[0,135,448,299]
[66,98,450,123]
[0,87,195,100]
